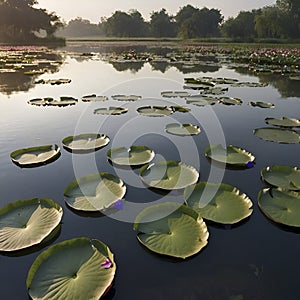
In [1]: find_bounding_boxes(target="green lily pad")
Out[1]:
[0,198,62,252]
[10,144,60,167]
[205,144,255,166]
[62,134,110,152]
[184,182,253,224]
[161,91,190,98]
[107,146,155,166]
[137,106,174,117]
[219,97,243,105]
[112,94,141,101]
[165,123,201,136]
[254,128,300,144]
[211,77,239,84]
[261,165,300,190]
[35,79,71,85]
[258,188,300,227]
[184,78,215,87]
[64,173,126,212]
[94,107,128,115]
[231,82,267,87]
[26,237,116,300]
[134,202,209,259]
[265,117,300,127]
[27,97,78,107]
[186,95,219,106]
[201,87,228,95]
[140,160,199,190]
[248,101,275,108]
[170,105,191,113]
[81,94,108,102]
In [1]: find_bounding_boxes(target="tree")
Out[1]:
[175,6,223,38]
[221,10,258,39]
[150,9,177,37]
[254,6,285,38]
[0,0,63,43]
[105,10,149,37]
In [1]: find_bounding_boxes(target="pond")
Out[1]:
[0,42,300,299]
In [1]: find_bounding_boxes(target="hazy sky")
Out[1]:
[37,0,276,22]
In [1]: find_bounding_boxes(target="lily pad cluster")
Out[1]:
[258,165,300,227]
[28,96,78,107]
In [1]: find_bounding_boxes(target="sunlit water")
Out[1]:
[0,42,299,299]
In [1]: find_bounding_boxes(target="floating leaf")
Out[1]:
[231,82,267,87]
[265,117,300,127]
[34,79,71,85]
[184,78,215,86]
[201,87,228,95]
[62,133,110,152]
[254,127,300,144]
[64,173,126,212]
[165,123,201,136]
[261,165,300,190]
[107,146,155,166]
[219,97,243,105]
[94,107,128,115]
[140,160,199,190]
[170,105,191,113]
[137,106,174,117]
[10,144,60,167]
[134,202,209,259]
[248,101,274,108]
[27,96,78,107]
[0,198,62,252]
[112,94,141,101]
[258,188,300,227]
[161,91,190,98]
[205,144,255,166]
[186,95,219,106]
[26,237,116,300]
[81,94,108,102]
[184,182,253,224]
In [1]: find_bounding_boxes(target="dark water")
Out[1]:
[0,42,299,299]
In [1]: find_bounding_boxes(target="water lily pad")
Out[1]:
[186,95,219,106]
[137,106,174,117]
[112,94,141,101]
[62,133,110,152]
[0,198,62,252]
[265,117,300,127]
[258,188,300,227]
[261,165,300,190]
[64,173,126,212]
[81,94,108,102]
[27,97,78,107]
[205,144,255,166]
[165,123,201,136]
[219,97,243,105]
[140,160,199,190]
[10,144,60,167]
[170,105,191,113]
[231,82,267,87]
[184,78,215,87]
[94,107,128,115]
[35,78,71,85]
[248,101,274,108]
[107,146,155,166]
[161,91,190,98]
[254,128,300,144]
[26,237,116,299]
[201,87,228,95]
[184,182,253,224]
[134,202,209,259]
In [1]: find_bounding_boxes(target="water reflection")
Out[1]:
[0,48,64,95]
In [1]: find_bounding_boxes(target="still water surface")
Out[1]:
[0,42,299,299]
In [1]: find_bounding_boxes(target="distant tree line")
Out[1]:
[0,0,64,43]
[59,1,299,40]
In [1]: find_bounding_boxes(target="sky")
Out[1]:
[37,0,276,23]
